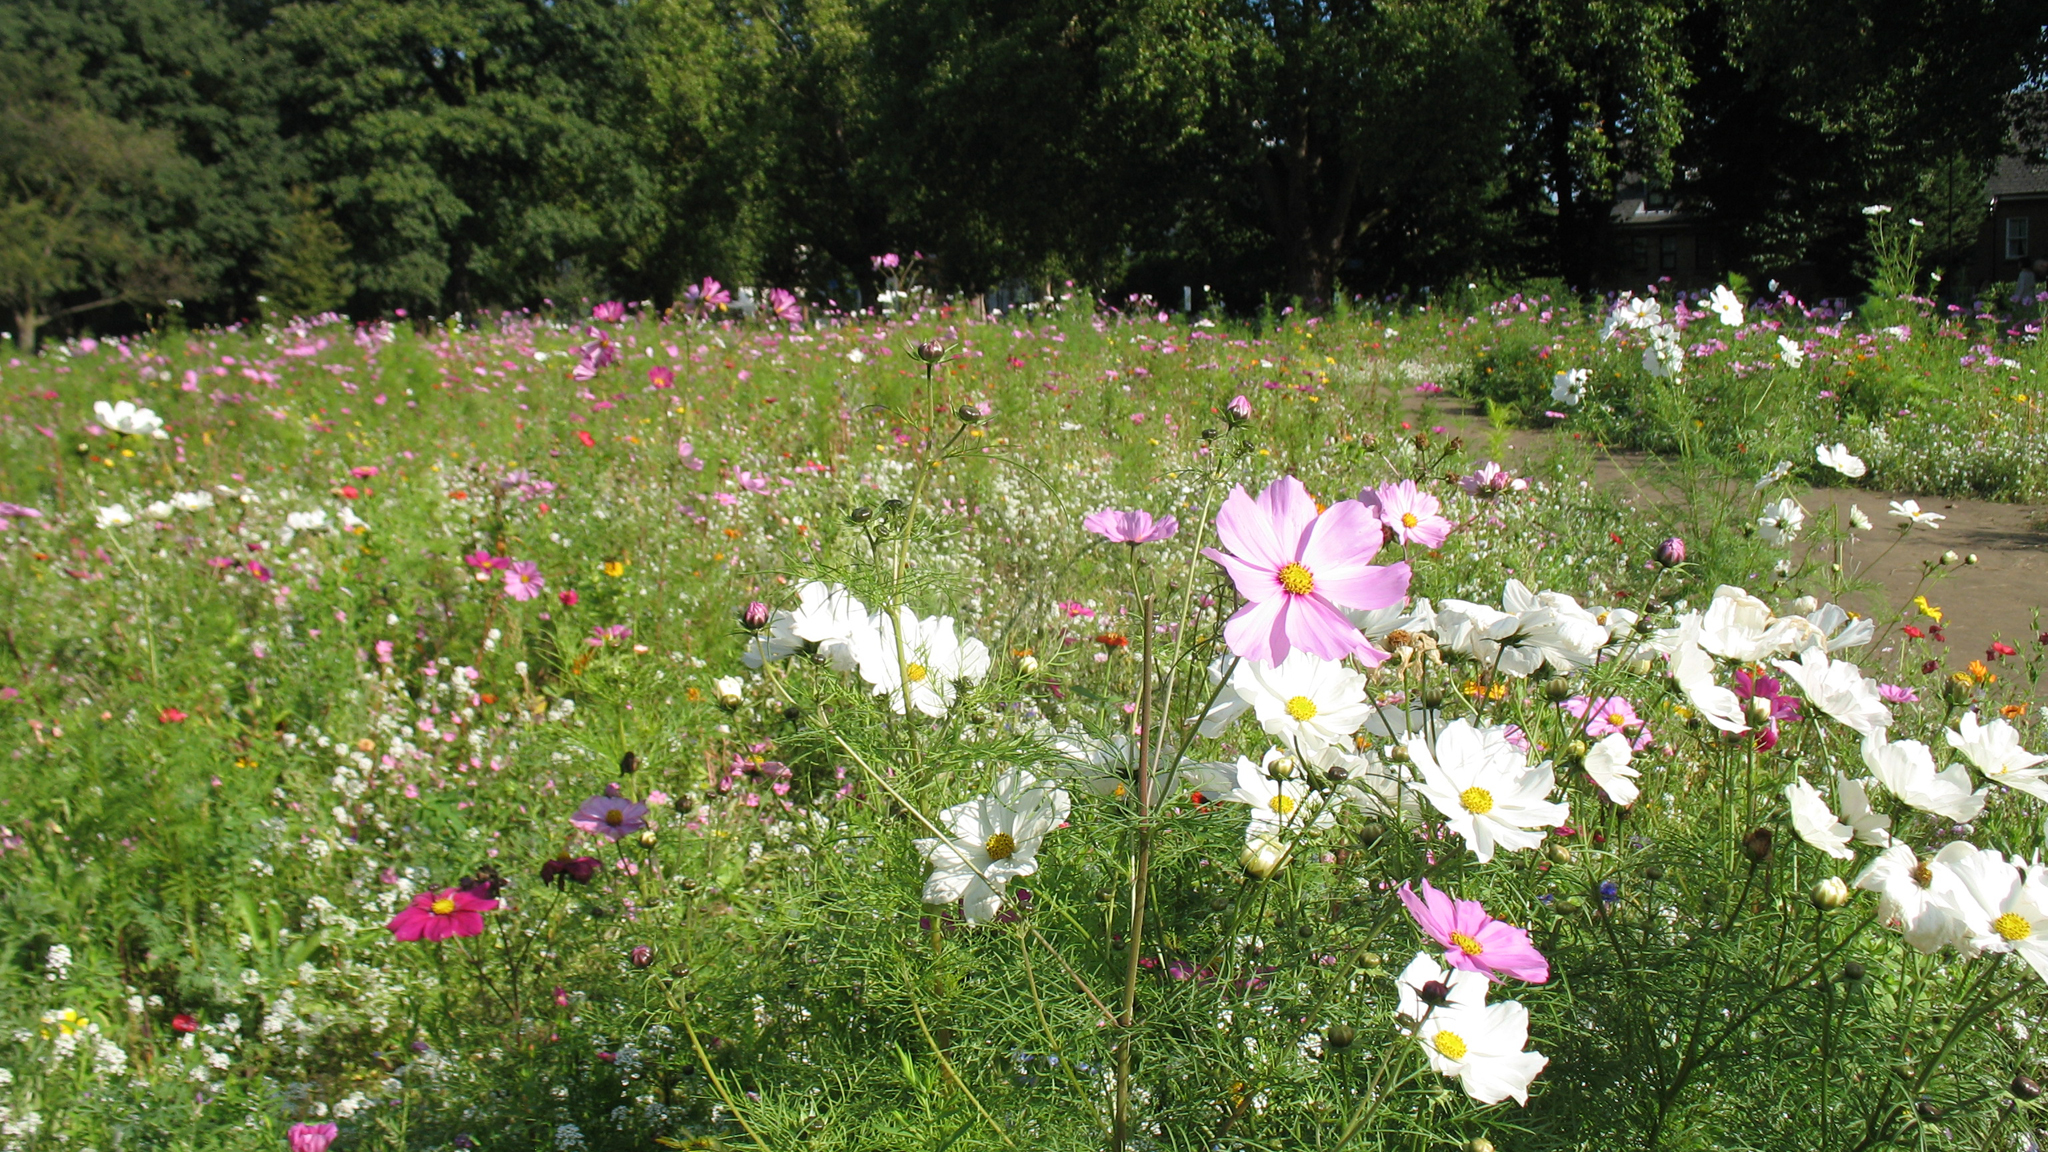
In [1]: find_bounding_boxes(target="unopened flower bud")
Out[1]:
[1242,835,1289,880]
[1323,762,1349,783]
[1466,1140,1497,1152]
[913,339,948,364]
[1811,876,1851,909]
[1944,673,1975,704]
[2012,1073,2043,1100]
[1420,687,1447,710]
[1418,979,1451,1007]
[1018,654,1040,675]
[1546,843,1575,865]
[955,404,983,425]
[1383,743,1411,763]
[848,505,875,524]
[1840,960,1866,983]
[1356,820,1385,846]
[1742,826,1775,863]
[1563,739,1589,764]
[1655,537,1687,568]
[1941,550,1960,566]
[1542,679,1574,702]
[1744,695,1774,726]
[637,829,659,849]
[1266,756,1296,781]
[739,601,771,632]
[630,945,654,968]
[1324,1024,1357,1049]
[1965,553,1979,565]
[618,751,639,775]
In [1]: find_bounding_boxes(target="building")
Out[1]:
[1976,155,2048,288]
[1603,177,1721,290]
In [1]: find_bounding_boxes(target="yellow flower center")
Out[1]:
[1268,794,1297,816]
[1401,512,1419,528]
[1607,713,1628,729]
[1278,562,1315,596]
[984,833,1017,860]
[1910,861,1934,888]
[1450,931,1485,956]
[1994,912,2033,942]
[431,897,457,915]
[906,662,929,682]
[1285,696,1319,721]
[1433,1030,1468,1061]
[1459,787,1494,815]
[605,808,624,825]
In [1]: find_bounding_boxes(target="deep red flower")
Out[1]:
[158,707,187,724]
[576,430,596,448]
[170,1013,199,1033]
[1902,625,1925,639]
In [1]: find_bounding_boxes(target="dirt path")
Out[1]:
[1406,396,2048,690]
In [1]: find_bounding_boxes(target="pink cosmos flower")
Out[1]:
[1083,508,1179,544]
[766,288,803,325]
[1398,879,1549,983]
[1359,479,1453,548]
[872,253,901,270]
[1877,683,1919,704]
[1562,695,1643,737]
[735,470,771,494]
[502,562,545,601]
[591,300,626,323]
[386,887,497,941]
[288,1122,339,1152]
[685,276,731,316]
[648,365,675,389]
[1202,475,1410,664]
[676,439,705,471]
[1459,462,1527,496]
[571,336,616,381]
[571,794,650,840]
[1227,395,1252,420]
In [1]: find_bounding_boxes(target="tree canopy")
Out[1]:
[1,0,2041,340]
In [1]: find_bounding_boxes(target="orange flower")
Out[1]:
[2002,703,2029,720]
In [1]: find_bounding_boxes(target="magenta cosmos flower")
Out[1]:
[1202,476,1410,663]
[591,300,626,322]
[387,887,497,941]
[571,794,650,840]
[1083,508,1179,544]
[1399,879,1549,983]
[502,561,546,601]
[1360,479,1453,549]
[288,1123,339,1152]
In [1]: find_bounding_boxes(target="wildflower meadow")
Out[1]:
[4,275,2048,1152]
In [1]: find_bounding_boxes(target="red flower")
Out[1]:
[158,707,188,724]
[386,887,498,941]
[1990,641,2019,659]
[558,589,580,607]
[1094,632,1130,649]
[576,430,596,448]
[170,1013,199,1033]
[1901,625,1924,639]
[338,485,360,500]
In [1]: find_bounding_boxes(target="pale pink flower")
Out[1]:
[502,561,545,601]
[1562,695,1643,738]
[676,439,704,471]
[1361,479,1453,548]
[1083,509,1179,544]
[591,300,626,322]
[1201,475,1410,663]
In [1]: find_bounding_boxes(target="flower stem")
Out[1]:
[1110,596,1157,1152]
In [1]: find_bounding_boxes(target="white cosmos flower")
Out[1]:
[1199,655,1253,737]
[1240,652,1371,758]
[1835,775,1892,846]
[712,675,745,703]
[1815,443,1866,479]
[286,510,330,533]
[1435,580,1605,678]
[1804,603,1874,652]
[95,504,134,529]
[1856,841,1972,953]
[1046,732,1234,807]
[1396,953,1549,1106]
[1757,497,1806,545]
[855,607,990,717]
[1778,335,1806,368]
[1642,324,1684,378]
[1694,585,1810,663]
[1408,719,1567,863]
[170,490,214,513]
[1708,284,1744,326]
[1888,500,1943,527]
[1222,749,1336,841]
[1862,204,1892,216]
[1550,369,1588,406]
[337,507,370,534]
[1773,648,1890,736]
[1946,712,2048,800]
[1861,734,1987,822]
[1582,732,1640,805]
[748,581,878,672]
[1938,845,2048,980]
[1786,776,1858,860]
[1669,616,1749,734]
[1849,505,1872,530]
[93,399,168,438]
[143,501,175,521]
[1752,460,1794,491]
[914,768,1070,923]
[1341,596,1436,642]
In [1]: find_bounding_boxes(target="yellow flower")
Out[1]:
[1967,660,1995,684]
[1912,596,1943,623]
[603,560,626,578]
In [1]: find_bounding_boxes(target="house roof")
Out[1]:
[1991,155,2048,199]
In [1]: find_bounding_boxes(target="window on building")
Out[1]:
[1660,235,1680,272]
[2009,217,2032,260]
[1633,238,1649,270]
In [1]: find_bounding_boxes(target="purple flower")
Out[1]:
[1732,668,1802,723]
[1359,479,1453,548]
[571,795,650,841]
[540,854,601,887]
[1082,508,1179,544]
[503,561,546,601]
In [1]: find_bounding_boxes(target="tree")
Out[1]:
[0,54,193,350]
[259,185,356,315]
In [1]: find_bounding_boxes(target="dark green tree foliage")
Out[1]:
[267,0,664,314]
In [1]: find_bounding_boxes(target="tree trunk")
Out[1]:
[13,308,39,355]
[1259,135,1361,307]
